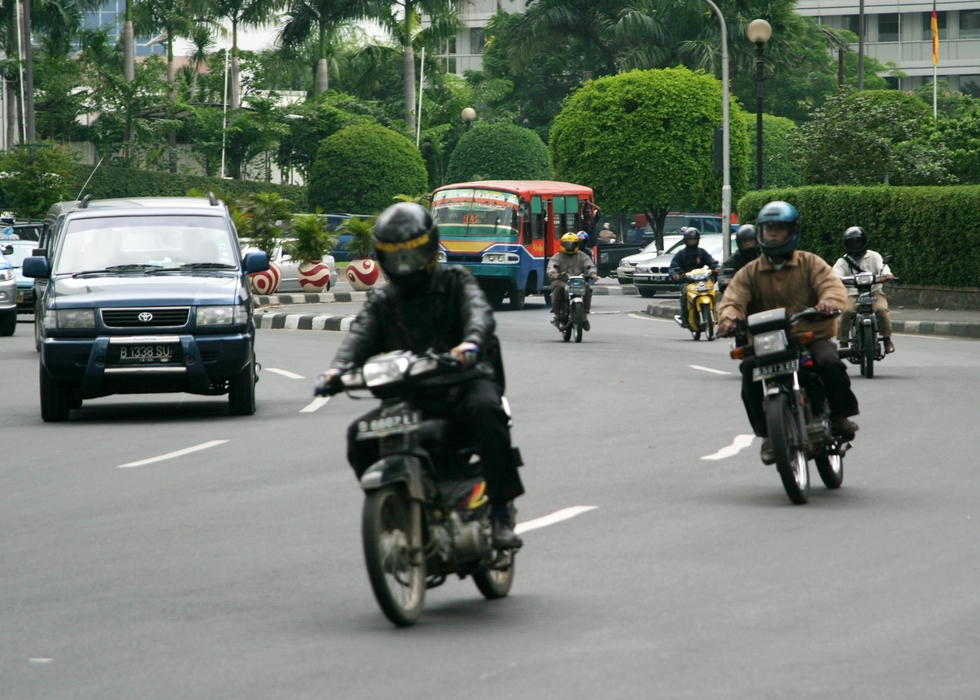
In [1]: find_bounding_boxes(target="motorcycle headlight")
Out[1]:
[0,268,12,281]
[855,273,874,286]
[408,356,439,376]
[363,356,410,387]
[753,330,788,358]
[196,305,247,326]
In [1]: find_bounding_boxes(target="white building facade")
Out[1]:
[796,0,980,95]
[438,0,527,75]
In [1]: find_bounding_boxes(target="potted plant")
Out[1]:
[245,192,293,295]
[285,211,337,292]
[337,216,380,290]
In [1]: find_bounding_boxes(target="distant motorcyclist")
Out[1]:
[832,226,895,354]
[721,225,760,277]
[548,232,598,330]
[315,202,524,549]
[716,201,859,464]
[669,227,720,329]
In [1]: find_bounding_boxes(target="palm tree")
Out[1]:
[134,0,201,89]
[277,0,367,96]
[186,23,216,99]
[208,0,284,108]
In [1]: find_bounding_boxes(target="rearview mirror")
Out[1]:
[1,244,12,256]
[23,256,51,279]
[882,254,895,264]
[242,251,269,274]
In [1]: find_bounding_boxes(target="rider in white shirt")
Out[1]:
[832,226,895,354]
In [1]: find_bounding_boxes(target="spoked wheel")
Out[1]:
[573,304,584,343]
[473,552,516,599]
[862,325,876,378]
[561,316,572,342]
[362,487,425,626]
[766,392,810,504]
[701,306,715,341]
[815,452,844,489]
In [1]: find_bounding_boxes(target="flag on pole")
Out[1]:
[931,3,939,66]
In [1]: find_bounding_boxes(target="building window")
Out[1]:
[961,10,980,39]
[469,27,485,54]
[877,13,899,42]
[844,15,866,39]
[922,11,947,40]
[961,75,980,98]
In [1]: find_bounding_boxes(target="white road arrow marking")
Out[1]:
[515,506,597,535]
[690,365,732,375]
[266,368,305,379]
[118,440,229,468]
[300,397,331,413]
[701,434,756,461]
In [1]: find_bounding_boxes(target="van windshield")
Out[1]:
[431,188,520,238]
[55,215,237,274]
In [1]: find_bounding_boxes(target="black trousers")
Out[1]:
[346,378,525,503]
[739,338,859,437]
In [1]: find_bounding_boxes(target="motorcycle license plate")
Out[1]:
[753,358,799,381]
[357,408,423,439]
[119,344,175,363]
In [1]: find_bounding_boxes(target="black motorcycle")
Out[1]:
[552,273,589,343]
[323,350,518,626]
[730,308,850,504]
[840,255,897,379]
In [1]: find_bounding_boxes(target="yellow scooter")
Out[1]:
[673,266,718,341]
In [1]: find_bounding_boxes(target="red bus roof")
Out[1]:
[433,180,594,198]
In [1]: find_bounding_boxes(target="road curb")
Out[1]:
[255,311,356,331]
[593,284,638,296]
[254,291,368,308]
[644,302,680,319]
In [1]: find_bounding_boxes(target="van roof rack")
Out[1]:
[78,194,92,209]
[208,192,219,206]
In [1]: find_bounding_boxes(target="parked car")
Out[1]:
[631,234,724,298]
[1,239,38,313]
[240,238,337,292]
[0,246,16,335]
[23,196,269,421]
[615,236,682,284]
[640,213,724,247]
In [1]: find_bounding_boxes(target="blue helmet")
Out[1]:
[755,201,800,259]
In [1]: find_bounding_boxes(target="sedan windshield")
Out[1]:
[55,216,238,274]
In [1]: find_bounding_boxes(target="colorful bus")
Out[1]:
[430,180,595,309]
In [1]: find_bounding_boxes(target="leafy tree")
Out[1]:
[308,122,428,213]
[207,0,285,108]
[446,122,552,182]
[549,67,749,249]
[275,96,374,182]
[277,0,367,95]
[794,90,953,186]
[0,142,79,219]
[747,114,800,190]
[34,53,87,143]
[935,111,980,185]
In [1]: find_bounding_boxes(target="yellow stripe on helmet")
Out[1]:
[374,233,430,253]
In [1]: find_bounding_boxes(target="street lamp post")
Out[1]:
[701,0,731,259]
[747,19,772,192]
[461,107,476,131]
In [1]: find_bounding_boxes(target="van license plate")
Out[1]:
[753,359,798,381]
[119,345,175,363]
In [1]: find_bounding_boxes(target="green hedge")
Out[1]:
[737,185,980,287]
[74,166,308,210]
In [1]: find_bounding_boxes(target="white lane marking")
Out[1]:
[118,440,229,468]
[515,506,597,535]
[628,313,673,322]
[689,364,732,375]
[300,397,331,413]
[266,367,305,379]
[29,659,53,664]
[701,434,756,461]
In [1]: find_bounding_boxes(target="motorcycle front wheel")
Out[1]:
[362,486,426,626]
[573,304,584,343]
[473,554,515,599]
[766,392,810,504]
[701,305,715,341]
[815,452,844,489]
[862,325,876,378]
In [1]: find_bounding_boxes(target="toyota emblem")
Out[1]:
[138,312,154,323]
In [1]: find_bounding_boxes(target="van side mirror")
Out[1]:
[242,251,269,274]
[882,254,894,264]
[1,244,12,256]
[23,256,51,279]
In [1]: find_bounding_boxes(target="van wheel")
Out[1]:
[509,290,525,310]
[228,356,256,415]
[40,365,70,422]
[0,311,15,336]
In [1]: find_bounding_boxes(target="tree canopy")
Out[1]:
[446,122,553,183]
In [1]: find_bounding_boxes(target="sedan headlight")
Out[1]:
[636,266,649,274]
[620,260,634,268]
[45,308,96,329]
[0,268,12,281]
[753,330,788,358]
[196,305,248,326]
[363,356,410,387]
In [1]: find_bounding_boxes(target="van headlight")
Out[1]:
[196,305,248,326]
[0,268,12,281]
[753,330,788,358]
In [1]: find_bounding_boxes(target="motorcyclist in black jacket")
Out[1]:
[315,203,524,549]
[669,227,720,329]
[718,224,761,293]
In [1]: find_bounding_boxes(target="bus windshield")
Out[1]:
[431,188,520,237]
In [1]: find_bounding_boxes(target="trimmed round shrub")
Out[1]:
[309,124,428,213]
[446,122,554,183]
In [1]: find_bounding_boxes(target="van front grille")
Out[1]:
[101,308,190,328]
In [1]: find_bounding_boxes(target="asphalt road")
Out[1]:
[2,299,978,699]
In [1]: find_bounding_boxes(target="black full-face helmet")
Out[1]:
[735,224,758,251]
[683,227,700,246]
[842,226,868,256]
[373,202,440,287]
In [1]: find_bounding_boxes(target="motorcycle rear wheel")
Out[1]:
[862,325,875,378]
[573,304,584,343]
[362,486,426,626]
[815,452,844,489]
[473,554,515,599]
[701,305,715,341]
[766,392,810,504]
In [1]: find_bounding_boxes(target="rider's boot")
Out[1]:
[760,438,776,465]
[551,313,560,327]
[834,417,859,440]
[491,503,523,550]
[583,314,591,331]
[883,337,895,354]
[673,315,686,328]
